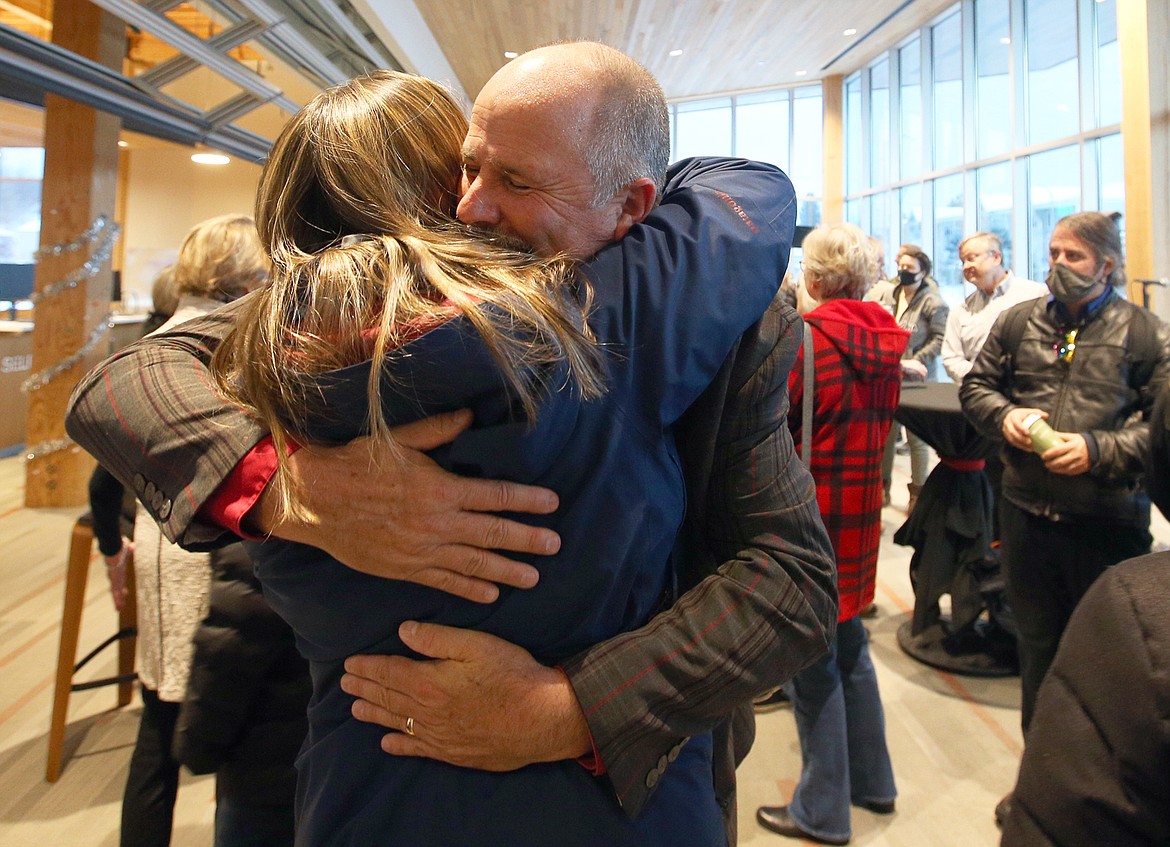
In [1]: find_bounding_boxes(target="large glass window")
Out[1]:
[0,148,45,264]
[736,90,790,170]
[845,75,863,194]
[934,173,965,298]
[1027,144,1080,281]
[674,98,732,160]
[845,199,861,227]
[671,85,823,228]
[932,11,964,170]
[791,85,824,224]
[1025,0,1079,144]
[868,191,897,278]
[1094,0,1121,127]
[899,38,923,178]
[843,0,1121,313]
[974,0,1012,158]
[1097,133,1124,218]
[869,59,891,187]
[900,183,923,247]
[976,161,1014,268]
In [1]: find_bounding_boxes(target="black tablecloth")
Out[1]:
[893,383,995,636]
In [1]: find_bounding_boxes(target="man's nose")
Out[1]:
[456,178,500,227]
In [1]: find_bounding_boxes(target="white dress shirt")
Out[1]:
[942,271,1048,382]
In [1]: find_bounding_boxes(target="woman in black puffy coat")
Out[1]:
[173,542,310,847]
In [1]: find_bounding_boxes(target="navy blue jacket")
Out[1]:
[251,157,794,846]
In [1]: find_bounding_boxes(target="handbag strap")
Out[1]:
[801,321,814,468]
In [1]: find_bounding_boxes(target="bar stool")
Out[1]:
[46,512,137,782]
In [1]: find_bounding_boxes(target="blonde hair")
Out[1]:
[212,71,606,518]
[149,265,180,317]
[800,222,873,301]
[172,214,267,302]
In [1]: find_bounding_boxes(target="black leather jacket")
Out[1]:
[960,291,1170,526]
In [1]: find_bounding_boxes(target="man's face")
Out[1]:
[1048,225,1110,281]
[896,254,923,282]
[960,238,1003,293]
[457,71,626,259]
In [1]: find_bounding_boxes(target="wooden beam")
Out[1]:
[24,0,122,507]
[1119,0,1170,312]
[822,74,845,224]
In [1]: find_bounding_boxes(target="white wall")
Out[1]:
[118,141,261,310]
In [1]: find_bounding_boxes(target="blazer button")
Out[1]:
[645,769,659,788]
[158,499,172,520]
[668,741,685,762]
[132,473,146,495]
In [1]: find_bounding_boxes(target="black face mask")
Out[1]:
[897,269,919,287]
[1046,262,1101,305]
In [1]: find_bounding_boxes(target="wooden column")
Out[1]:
[24,0,122,507]
[1119,0,1169,314]
[822,74,844,225]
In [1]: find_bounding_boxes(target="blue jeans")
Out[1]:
[786,616,897,843]
[214,796,295,847]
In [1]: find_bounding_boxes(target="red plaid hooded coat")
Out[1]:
[788,299,909,621]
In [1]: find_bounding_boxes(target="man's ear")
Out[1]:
[1098,256,1117,282]
[610,178,658,241]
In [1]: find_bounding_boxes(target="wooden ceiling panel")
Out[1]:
[410,0,961,101]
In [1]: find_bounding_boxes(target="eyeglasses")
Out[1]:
[960,250,992,266]
[1054,328,1079,363]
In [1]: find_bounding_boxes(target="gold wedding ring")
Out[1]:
[404,716,416,736]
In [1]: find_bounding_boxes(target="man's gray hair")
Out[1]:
[959,231,1003,261]
[578,46,670,207]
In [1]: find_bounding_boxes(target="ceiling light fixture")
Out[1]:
[843,28,857,36]
[503,51,518,59]
[117,140,128,148]
[796,70,808,76]
[192,152,230,165]
[1000,36,1011,45]
[669,49,683,57]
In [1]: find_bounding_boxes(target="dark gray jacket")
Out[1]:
[1002,552,1170,846]
[960,291,1170,526]
[866,277,948,380]
[173,543,310,806]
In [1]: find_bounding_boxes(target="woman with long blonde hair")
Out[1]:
[209,70,782,846]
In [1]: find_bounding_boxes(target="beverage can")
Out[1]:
[1022,412,1064,454]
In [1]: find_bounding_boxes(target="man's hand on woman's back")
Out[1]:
[256,409,562,603]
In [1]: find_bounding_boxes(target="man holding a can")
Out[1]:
[960,211,1170,829]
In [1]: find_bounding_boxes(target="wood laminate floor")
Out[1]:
[0,451,1163,846]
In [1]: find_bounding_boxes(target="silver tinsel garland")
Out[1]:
[20,316,113,394]
[32,215,113,259]
[21,215,120,462]
[29,220,120,305]
[24,439,83,463]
